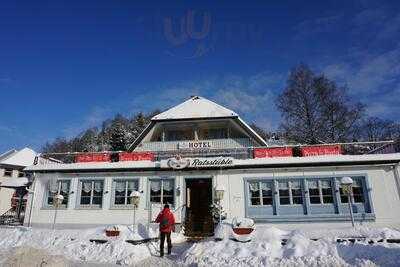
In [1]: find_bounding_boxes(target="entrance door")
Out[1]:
[184,178,213,236]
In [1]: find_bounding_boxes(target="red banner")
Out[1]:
[300,145,342,157]
[119,152,154,161]
[75,153,111,163]
[254,147,293,158]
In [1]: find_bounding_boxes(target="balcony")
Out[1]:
[134,138,256,152]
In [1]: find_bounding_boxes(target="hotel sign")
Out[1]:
[167,156,234,169]
[178,141,212,149]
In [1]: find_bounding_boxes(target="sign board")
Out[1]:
[300,145,342,157]
[254,147,293,158]
[75,153,111,163]
[119,152,154,161]
[167,156,234,169]
[178,141,212,149]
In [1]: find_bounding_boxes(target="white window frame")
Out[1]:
[308,179,334,205]
[148,178,175,206]
[111,178,139,208]
[43,179,71,209]
[77,179,104,209]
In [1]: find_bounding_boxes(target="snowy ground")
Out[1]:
[0,225,400,266]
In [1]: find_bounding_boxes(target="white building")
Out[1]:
[0,148,36,216]
[24,96,400,234]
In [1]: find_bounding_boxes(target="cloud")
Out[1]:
[123,72,284,130]
[62,106,113,138]
[293,14,344,39]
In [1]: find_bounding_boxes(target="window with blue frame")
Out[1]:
[245,176,373,221]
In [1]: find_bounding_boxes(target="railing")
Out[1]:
[0,208,24,226]
[134,138,256,152]
[35,140,400,165]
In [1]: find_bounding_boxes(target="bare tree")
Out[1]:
[277,64,365,144]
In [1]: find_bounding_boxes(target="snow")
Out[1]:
[0,147,37,167]
[25,153,400,172]
[0,225,399,266]
[152,96,238,121]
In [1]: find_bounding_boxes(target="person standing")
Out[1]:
[155,204,175,257]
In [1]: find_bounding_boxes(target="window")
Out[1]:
[308,180,321,204]
[47,180,70,207]
[79,180,104,207]
[278,181,303,205]
[248,181,273,206]
[18,171,25,178]
[112,179,139,206]
[150,179,174,205]
[308,180,334,204]
[352,179,364,203]
[339,178,365,204]
[4,169,13,177]
[204,128,228,139]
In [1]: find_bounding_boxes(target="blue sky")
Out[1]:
[1,0,399,152]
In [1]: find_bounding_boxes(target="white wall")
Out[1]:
[0,168,18,215]
[26,164,400,230]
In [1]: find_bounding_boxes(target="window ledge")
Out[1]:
[251,213,375,223]
[75,207,103,210]
[41,207,68,210]
[109,206,136,210]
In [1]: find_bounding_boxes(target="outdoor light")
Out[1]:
[130,190,141,208]
[52,194,64,230]
[215,184,225,202]
[340,177,355,227]
[130,191,141,232]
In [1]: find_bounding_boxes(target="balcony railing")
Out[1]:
[34,140,399,165]
[134,138,256,152]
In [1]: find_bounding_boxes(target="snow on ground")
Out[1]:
[0,225,400,266]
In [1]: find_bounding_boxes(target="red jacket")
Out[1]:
[155,208,175,233]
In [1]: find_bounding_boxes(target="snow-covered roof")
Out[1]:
[152,96,238,121]
[0,147,37,167]
[25,153,400,172]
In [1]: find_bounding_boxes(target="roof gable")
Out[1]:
[152,96,238,121]
[0,147,37,167]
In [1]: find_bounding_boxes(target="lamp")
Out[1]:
[130,191,141,232]
[340,177,355,227]
[52,194,64,230]
[215,184,225,202]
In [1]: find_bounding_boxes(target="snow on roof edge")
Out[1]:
[25,153,400,172]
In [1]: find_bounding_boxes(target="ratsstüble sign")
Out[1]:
[167,156,234,169]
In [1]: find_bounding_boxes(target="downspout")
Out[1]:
[26,173,37,227]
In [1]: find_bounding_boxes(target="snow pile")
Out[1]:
[182,227,400,267]
[0,226,185,266]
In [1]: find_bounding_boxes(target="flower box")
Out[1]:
[105,230,120,237]
[232,228,254,235]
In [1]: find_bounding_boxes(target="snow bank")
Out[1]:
[0,225,399,266]
[0,226,185,266]
[182,227,400,267]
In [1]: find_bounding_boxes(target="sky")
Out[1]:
[0,0,399,152]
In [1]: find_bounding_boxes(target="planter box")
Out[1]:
[232,228,254,235]
[105,230,120,237]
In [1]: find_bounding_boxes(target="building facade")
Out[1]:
[24,97,400,233]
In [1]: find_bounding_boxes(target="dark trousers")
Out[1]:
[160,232,172,256]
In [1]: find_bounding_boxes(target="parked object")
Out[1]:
[231,217,255,242]
[105,225,121,237]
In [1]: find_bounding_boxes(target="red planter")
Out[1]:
[105,230,120,237]
[232,228,254,235]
